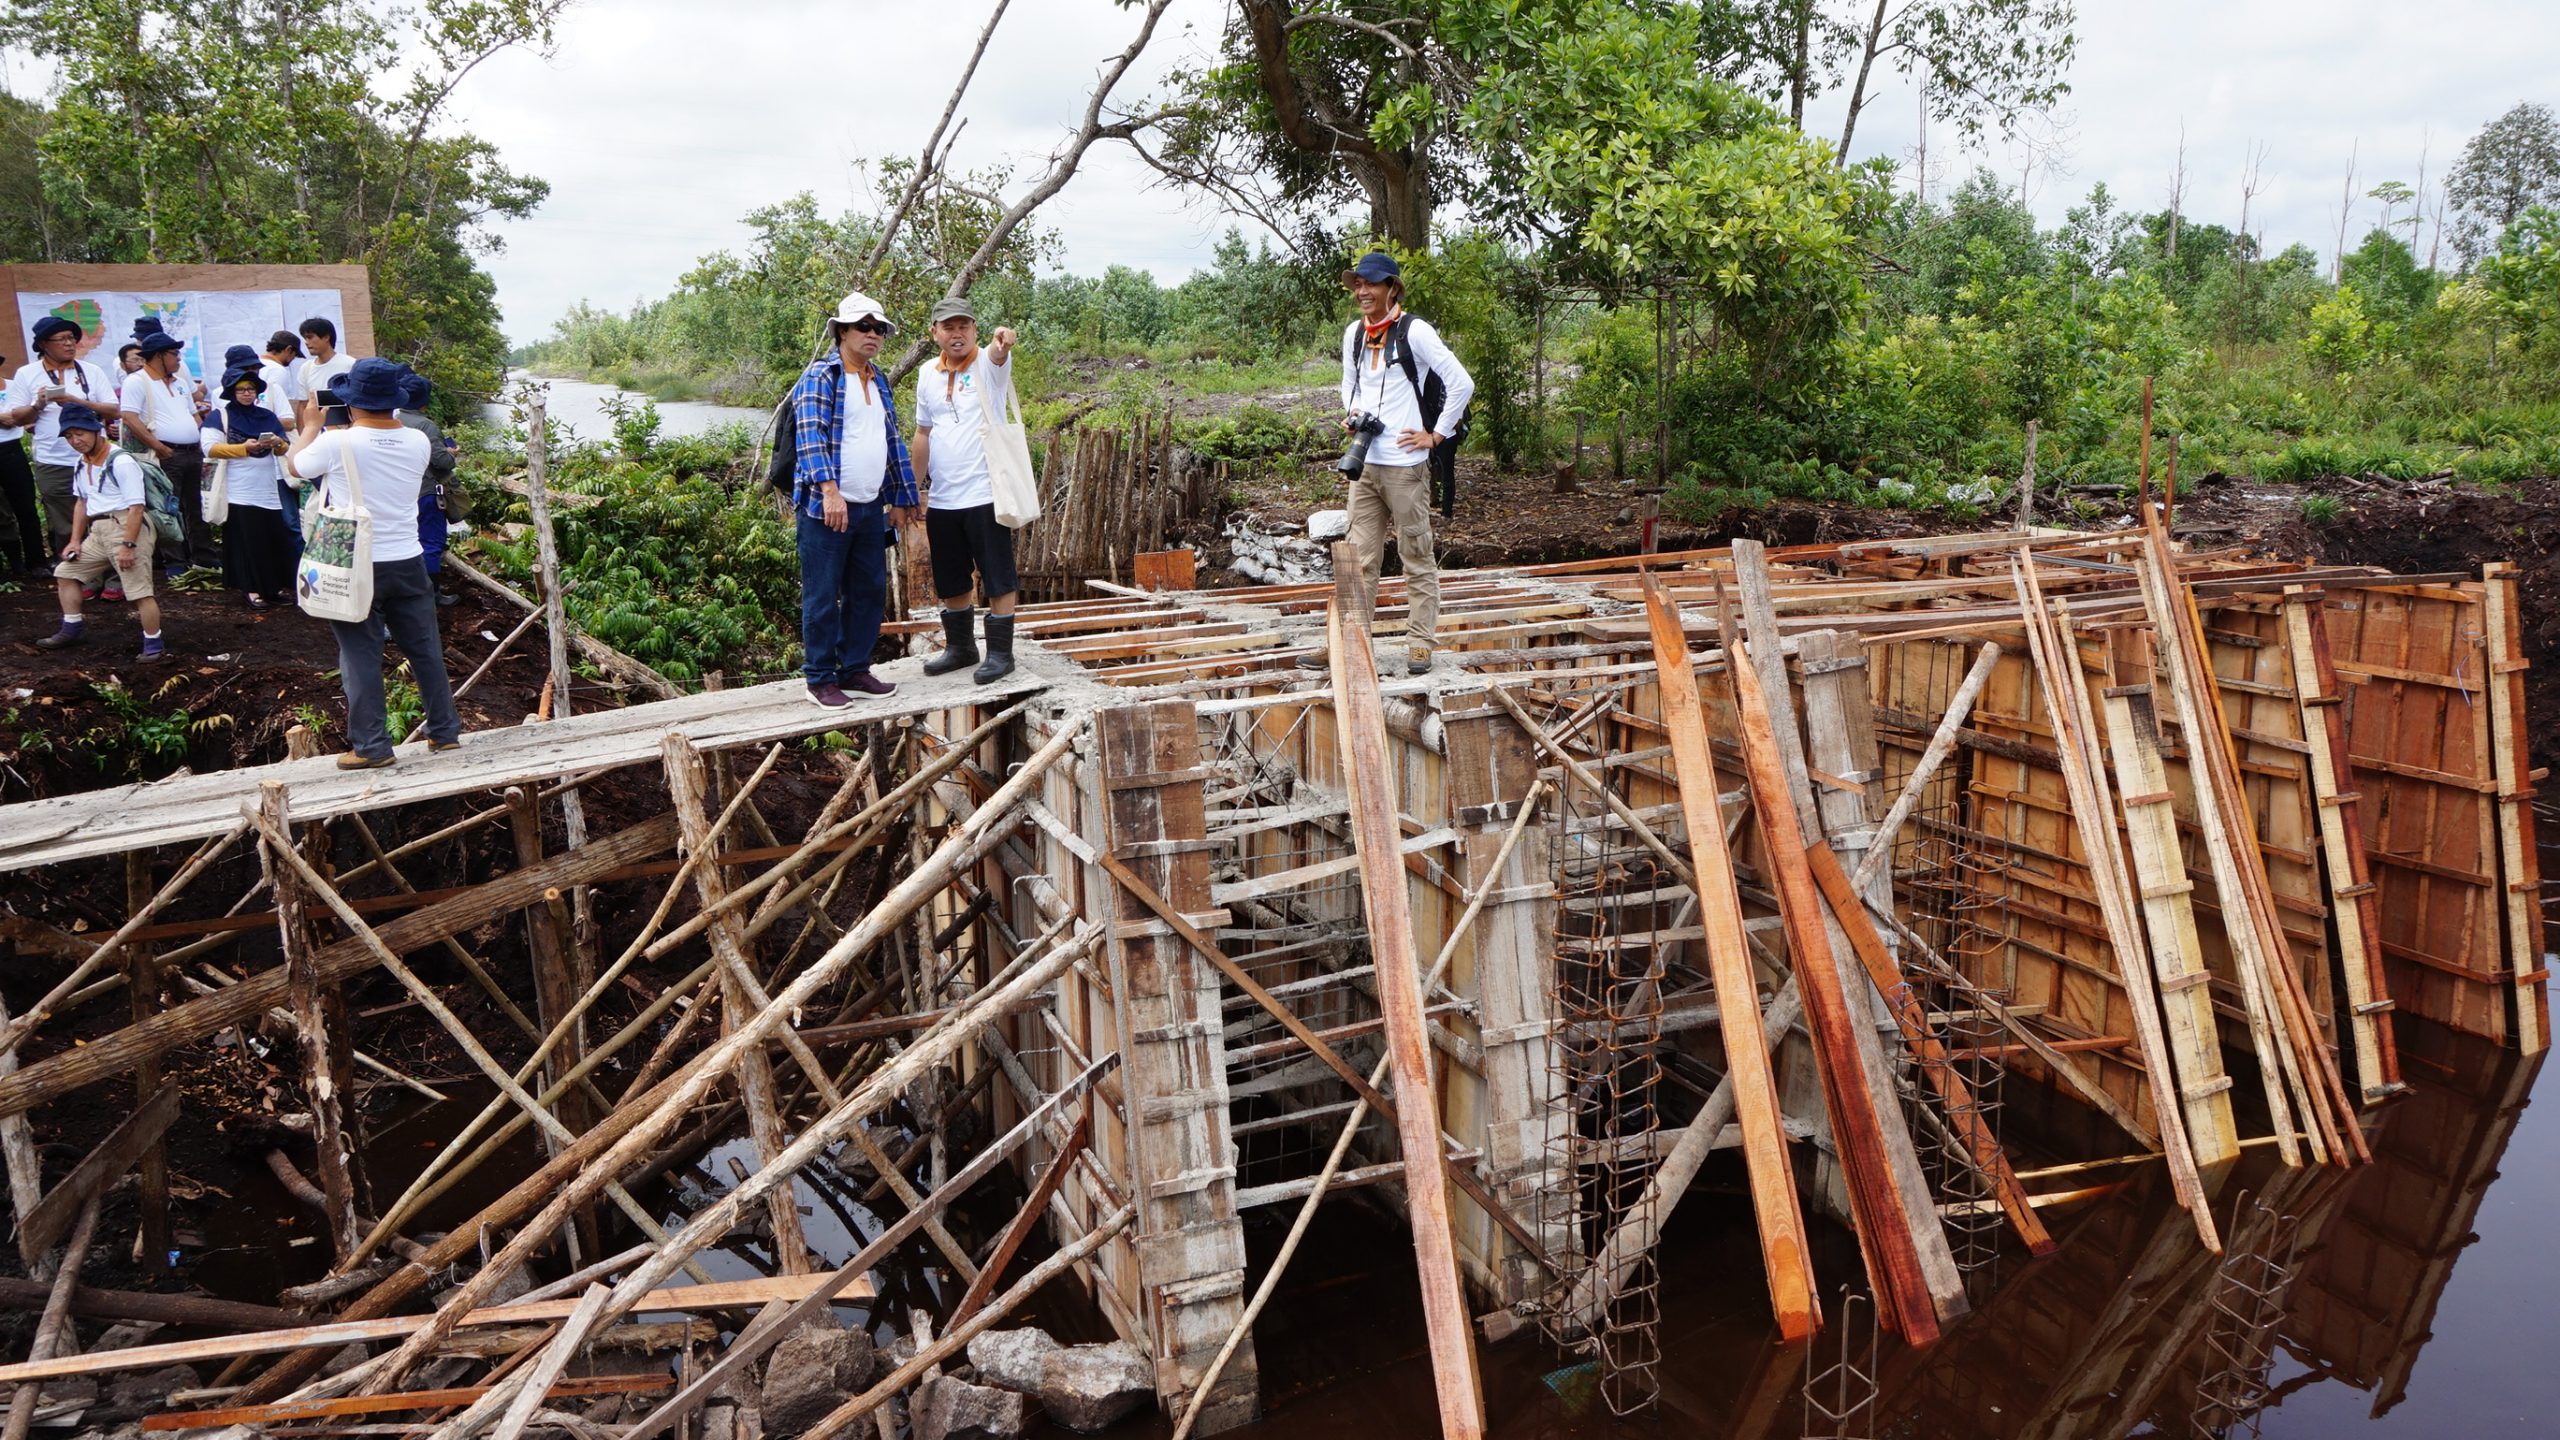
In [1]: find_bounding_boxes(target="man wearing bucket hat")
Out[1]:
[287,356,464,768]
[909,293,1022,684]
[785,290,920,709]
[121,329,213,572]
[1,315,117,557]
[1296,249,1473,676]
[32,403,166,659]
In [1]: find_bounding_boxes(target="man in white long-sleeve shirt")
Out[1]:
[1301,249,1474,674]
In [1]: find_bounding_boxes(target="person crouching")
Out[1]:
[284,357,463,768]
[33,403,166,659]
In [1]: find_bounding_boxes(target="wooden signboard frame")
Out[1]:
[0,263,375,363]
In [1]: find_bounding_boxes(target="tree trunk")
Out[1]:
[1789,1,1814,126]
[1836,0,1891,162]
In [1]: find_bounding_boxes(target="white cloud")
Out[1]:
[458,0,2555,346]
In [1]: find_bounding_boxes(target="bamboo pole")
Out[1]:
[1,1197,97,1440]
[332,720,1088,1401]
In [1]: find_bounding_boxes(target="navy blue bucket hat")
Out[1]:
[56,402,105,434]
[336,356,405,411]
[31,315,80,345]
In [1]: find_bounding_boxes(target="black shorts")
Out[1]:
[925,502,1019,601]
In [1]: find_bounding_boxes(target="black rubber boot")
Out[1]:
[922,606,978,676]
[973,613,1016,684]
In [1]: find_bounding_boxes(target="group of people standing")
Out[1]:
[791,250,1474,703]
[9,312,462,770]
[786,290,1025,707]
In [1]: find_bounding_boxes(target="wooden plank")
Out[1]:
[1639,577,1819,1339]
[1795,629,1969,1323]
[2012,559,2221,1250]
[1803,841,2054,1254]
[1726,626,1943,1346]
[1326,559,1487,1436]
[263,782,358,1262]
[0,1274,860,1385]
[2099,688,2242,1165]
[2285,588,2400,1095]
[143,1374,676,1431]
[2480,563,2548,1054]
[0,668,1042,874]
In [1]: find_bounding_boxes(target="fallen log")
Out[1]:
[0,1279,295,1331]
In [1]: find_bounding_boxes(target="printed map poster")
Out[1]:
[15,288,350,384]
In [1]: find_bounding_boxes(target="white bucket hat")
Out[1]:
[830,291,895,333]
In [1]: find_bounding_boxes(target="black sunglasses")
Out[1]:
[846,319,888,335]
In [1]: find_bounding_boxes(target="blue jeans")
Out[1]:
[331,556,461,759]
[798,504,888,685]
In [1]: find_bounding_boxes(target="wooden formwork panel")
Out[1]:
[2323,586,2509,1042]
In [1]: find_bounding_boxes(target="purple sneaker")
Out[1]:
[843,671,897,698]
[805,682,851,709]
[138,634,168,662]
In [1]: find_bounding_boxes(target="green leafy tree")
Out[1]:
[2447,102,2560,263]
[0,0,563,402]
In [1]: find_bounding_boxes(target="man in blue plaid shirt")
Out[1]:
[789,291,921,707]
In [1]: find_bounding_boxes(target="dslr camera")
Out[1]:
[1335,411,1385,476]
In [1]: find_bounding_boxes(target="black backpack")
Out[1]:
[763,394,795,493]
[1385,315,1468,518]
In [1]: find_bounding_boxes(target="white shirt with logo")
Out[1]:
[203,423,285,511]
[73,450,149,515]
[913,353,1010,512]
[6,359,116,465]
[289,426,431,562]
[121,371,204,445]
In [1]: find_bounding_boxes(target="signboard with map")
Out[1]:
[0,264,373,377]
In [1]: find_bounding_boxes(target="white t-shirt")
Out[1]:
[298,352,355,407]
[836,367,891,504]
[912,352,1010,511]
[73,450,148,515]
[1338,314,1477,469]
[289,426,430,562]
[6,360,116,466]
[122,371,203,445]
[202,423,285,511]
[260,360,306,423]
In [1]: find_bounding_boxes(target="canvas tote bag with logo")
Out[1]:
[296,436,375,622]
[980,356,1041,529]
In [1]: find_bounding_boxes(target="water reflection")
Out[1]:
[478,374,766,445]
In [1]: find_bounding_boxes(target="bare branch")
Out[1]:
[887,0,1179,385]
[867,0,1013,278]
[1283,10,1422,61]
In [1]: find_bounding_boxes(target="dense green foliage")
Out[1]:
[468,402,794,684]
[0,0,559,409]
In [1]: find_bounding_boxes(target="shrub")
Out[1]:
[2301,494,2346,525]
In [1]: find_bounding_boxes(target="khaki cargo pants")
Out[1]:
[1337,459,1438,657]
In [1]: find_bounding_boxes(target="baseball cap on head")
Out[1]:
[830,292,894,333]
[929,296,976,326]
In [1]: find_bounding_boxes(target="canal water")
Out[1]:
[479,374,766,444]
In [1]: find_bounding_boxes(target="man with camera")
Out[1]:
[1299,249,1473,675]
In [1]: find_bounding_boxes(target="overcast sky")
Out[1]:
[456,1,2555,346]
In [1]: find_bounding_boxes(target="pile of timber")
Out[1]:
[1012,410,1201,600]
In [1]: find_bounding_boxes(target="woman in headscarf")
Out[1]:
[203,363,295,607]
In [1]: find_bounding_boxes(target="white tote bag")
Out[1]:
[295,438,375,622]
[201,459,230,526]
[980,355,1041,529]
